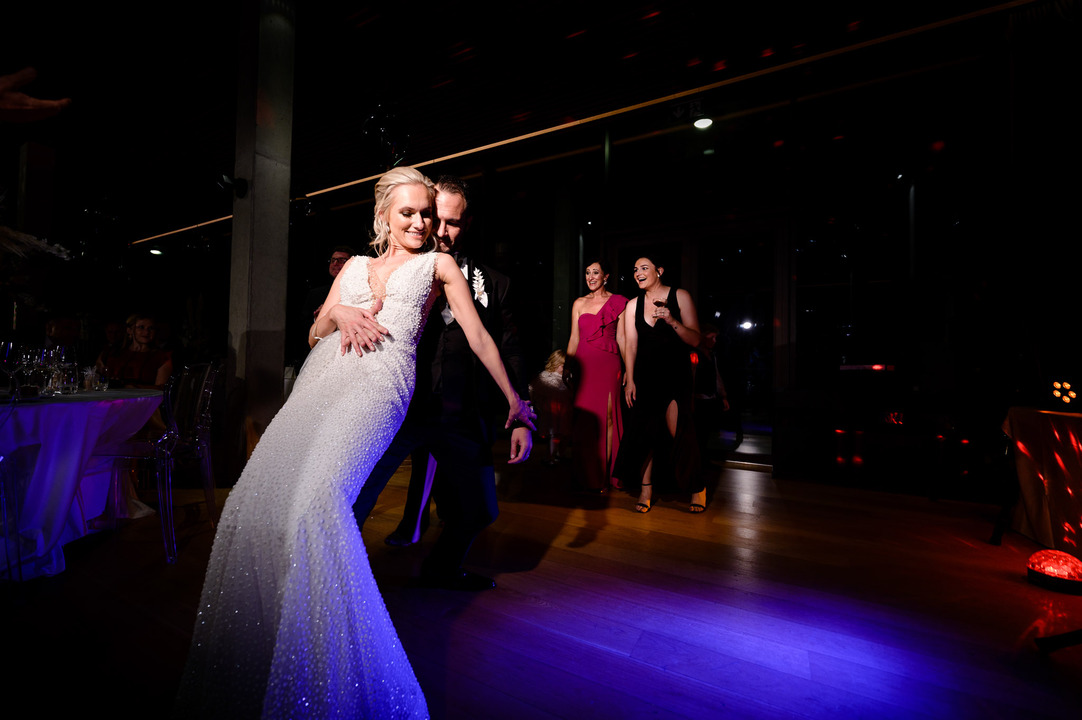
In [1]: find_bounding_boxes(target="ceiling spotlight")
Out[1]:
[688,98,712,130]
[149,248,163,256]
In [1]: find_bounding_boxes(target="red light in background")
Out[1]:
[565,30,586,39]
[686,57,701,67]
[1028,549,1082,581]
[931,140,946,152]
[852,455,864,466]
[871,364,885,371]
[689,352,699,365]
[847,20,861,32]
[713,60,727,71]
[836,456,847,465]
[835,429,846,434]
[960,438,970,444]
[761,47,775,58]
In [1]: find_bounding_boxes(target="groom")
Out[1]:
[352,175,532,591]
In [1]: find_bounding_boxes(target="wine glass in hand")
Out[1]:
[652,297,666,320]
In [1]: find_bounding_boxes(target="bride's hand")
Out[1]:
[505,396,537,431]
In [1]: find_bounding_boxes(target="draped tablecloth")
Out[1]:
[0,389,162,579]
[1002,407,1082,555]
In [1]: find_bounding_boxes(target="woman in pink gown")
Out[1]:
[567,260,628,490]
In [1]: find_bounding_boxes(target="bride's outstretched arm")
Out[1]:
[436,253,536,431]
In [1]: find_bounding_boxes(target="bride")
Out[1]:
[175,167,533,719]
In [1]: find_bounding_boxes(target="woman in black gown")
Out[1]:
[614,255,704,513]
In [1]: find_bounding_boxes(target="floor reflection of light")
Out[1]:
[1018,594,1080,648]
[733,545,757,564]
[734,526,759,540]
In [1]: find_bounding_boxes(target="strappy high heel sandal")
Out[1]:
[635,482,653,513]
[689,489,707,514]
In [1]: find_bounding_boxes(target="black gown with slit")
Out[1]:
[613,287,701,493]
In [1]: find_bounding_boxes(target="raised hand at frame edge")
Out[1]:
[0,68,72,123]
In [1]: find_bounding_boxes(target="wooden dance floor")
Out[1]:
[6,451,1082,719]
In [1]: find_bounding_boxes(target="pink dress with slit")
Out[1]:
[572,293,628,489]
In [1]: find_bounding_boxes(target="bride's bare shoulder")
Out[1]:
[433,252,460,279]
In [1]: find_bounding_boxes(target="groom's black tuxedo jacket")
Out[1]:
[407,254,527,435]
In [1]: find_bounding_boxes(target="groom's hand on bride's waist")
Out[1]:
[330,303,390,356]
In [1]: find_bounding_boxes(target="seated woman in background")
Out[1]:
[97,314,173,388]
[566,259,628,491]
[530,349,574,464]
[614,255,704,513]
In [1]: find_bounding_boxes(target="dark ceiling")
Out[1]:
[1,1,1013,246]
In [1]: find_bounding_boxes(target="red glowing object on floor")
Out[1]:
[1027,549,1082,594]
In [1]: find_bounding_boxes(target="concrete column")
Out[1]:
[227,0,295,475]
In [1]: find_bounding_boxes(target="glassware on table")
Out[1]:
[58,363,80,394]
[1,341,21,392]
[96,363,112,391]
[19,347,48,397]
[50,345,76,365]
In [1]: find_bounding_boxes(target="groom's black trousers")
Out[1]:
[352,414,498,573]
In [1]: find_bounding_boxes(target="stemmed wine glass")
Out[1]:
[19,347,51,397]
[0,341,21,392]
[652,297,667,321]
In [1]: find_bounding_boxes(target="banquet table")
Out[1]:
[0,388,162,580]
[1002,407,1082,553]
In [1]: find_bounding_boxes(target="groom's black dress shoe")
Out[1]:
[384,515,433,547]
[384,529,418,547]
[419,568,496,591]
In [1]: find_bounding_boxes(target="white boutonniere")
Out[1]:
[472,267,489,307]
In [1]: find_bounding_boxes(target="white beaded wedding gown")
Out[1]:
[175,252,438,719]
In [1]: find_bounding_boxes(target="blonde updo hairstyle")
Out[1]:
[544,349,567,373]
[370,167,436,256]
